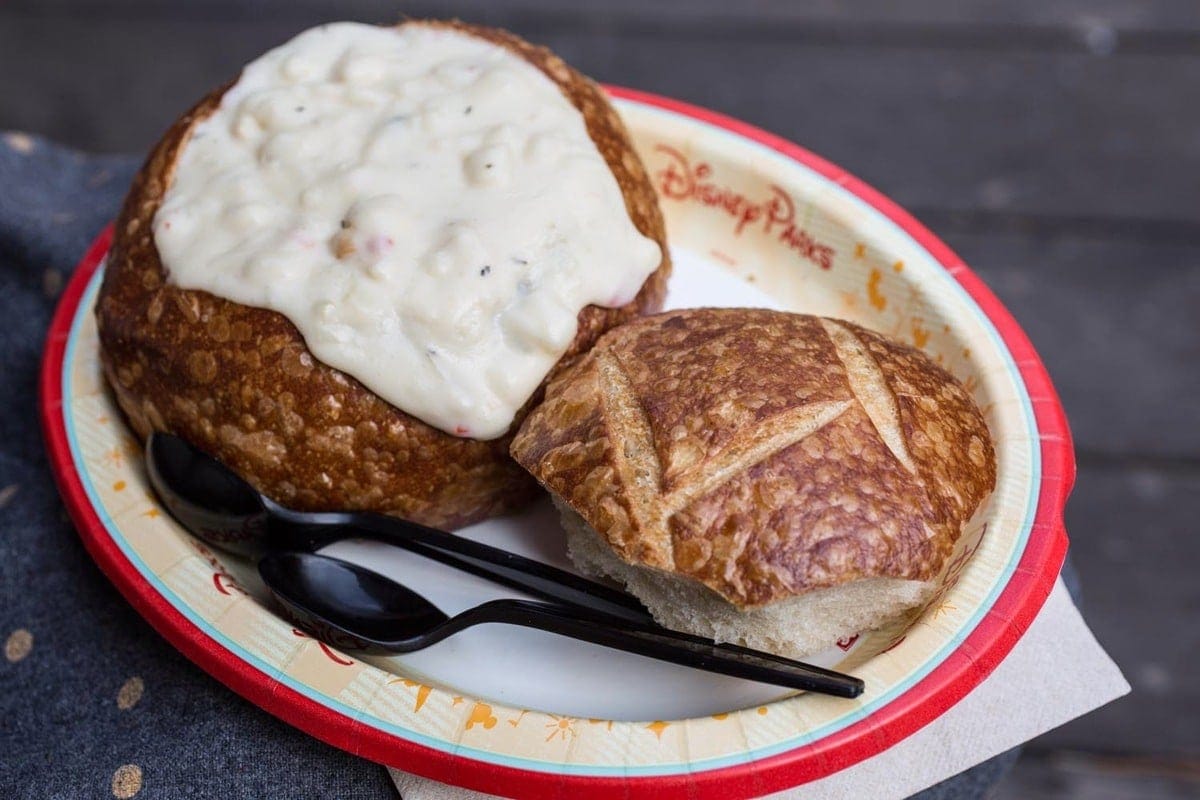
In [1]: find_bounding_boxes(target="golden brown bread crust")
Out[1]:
[96,19,670,529]
[510,309,996,608]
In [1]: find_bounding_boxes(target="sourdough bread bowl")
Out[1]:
[511,308,996,658]
[96,19,670,529]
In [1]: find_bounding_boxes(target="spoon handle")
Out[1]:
[447,599,864,698]
[272,504,655,624]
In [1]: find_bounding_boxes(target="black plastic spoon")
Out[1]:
[261,551,865,698]
[144,432,653,624]
[145,433,865,699]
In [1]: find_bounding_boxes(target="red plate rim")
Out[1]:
[39,86,1072,799]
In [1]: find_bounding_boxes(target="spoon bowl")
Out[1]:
[261,551,450,651]
[145,432,269,557]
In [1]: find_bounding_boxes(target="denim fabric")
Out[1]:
[0,135,397,799]
[0,133,1050,799]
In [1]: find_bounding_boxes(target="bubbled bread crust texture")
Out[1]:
[510,309,996,608]
[96,19,670,529]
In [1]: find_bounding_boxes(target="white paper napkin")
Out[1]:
[388,575,1129,800]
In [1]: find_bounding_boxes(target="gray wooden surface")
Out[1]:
[3,1,1197,796]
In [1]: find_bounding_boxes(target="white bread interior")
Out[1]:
[556,499,935,659]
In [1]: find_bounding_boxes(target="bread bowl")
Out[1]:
[511,308,996,657]
[96,20,670,529]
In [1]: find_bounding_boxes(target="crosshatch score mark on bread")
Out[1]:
[96,20,670,528]
[512,308,996,658]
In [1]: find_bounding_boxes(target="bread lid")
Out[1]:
[511,307,996,609]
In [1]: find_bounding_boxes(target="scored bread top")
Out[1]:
[96,19,670,529]
[510,308,997,608]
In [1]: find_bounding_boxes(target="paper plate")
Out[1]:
[40,87,1072,799]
